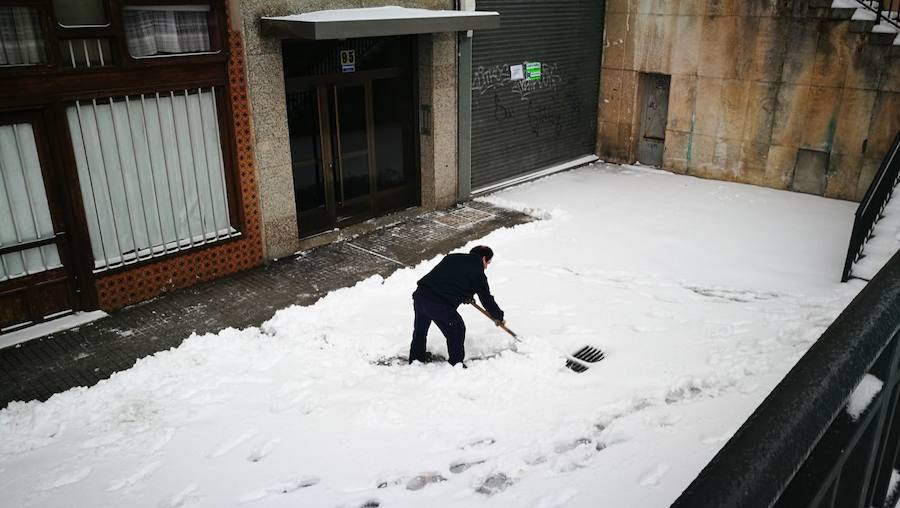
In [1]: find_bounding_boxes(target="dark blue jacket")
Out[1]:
[416,253,504,321]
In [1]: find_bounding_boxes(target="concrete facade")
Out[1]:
[237,0,459,259]
[597,0,900,201]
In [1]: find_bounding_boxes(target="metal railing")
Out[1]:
[61,38,113,69]
[856,0,900,30]
[842,130,900,282]
[672,251,900,508]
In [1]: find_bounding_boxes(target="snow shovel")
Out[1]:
[468,302,605,372]
[469,300,520,338]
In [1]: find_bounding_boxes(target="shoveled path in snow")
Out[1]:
[0,202,532,408]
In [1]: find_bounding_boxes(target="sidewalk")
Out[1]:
[0,202,532,408]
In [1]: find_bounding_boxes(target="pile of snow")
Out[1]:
[0,163,861,507]
[846,373,884,421]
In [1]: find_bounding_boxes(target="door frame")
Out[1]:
[637,72,671,167]
[285,61,420,238]
[0,109,93,330]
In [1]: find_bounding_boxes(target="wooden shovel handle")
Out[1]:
[469,301,518,338]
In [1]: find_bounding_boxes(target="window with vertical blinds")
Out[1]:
[0,123,61,281]
[66,88,237,271]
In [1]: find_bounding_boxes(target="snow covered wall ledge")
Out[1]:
[0,165,863,507]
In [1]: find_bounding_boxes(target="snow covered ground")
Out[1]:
[0,163,864,507]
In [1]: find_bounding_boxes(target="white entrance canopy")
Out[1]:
[260,6,500,40]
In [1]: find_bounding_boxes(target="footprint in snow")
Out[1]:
[106,460,162,492]
[238,476,319,503]
[632,398,653,411]
[646,412,682,427]
[554,438,592,454]
[595,432,630,452]
[525,453,548,465]
[376,478,400,489]
[638,464,670,487]
[476,472,513,496]
[246,438,280,463]
[665,385,704,404]
[159,484,201,507]
[461,437,495,450]
[450,460,485,474]
[210,429,259,458]
[594,414,623,432]
[406,473,447,491]
[39,467,93,491]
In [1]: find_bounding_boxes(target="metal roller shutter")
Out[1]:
[471,0,603,191]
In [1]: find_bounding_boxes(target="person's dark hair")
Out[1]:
[470,245,493,261]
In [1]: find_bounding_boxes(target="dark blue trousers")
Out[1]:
[410,289,466,365]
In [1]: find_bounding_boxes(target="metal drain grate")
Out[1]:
[565,359,590,373]
[432,207,496,229]
[572,345,605,363]
[565,345,606,373]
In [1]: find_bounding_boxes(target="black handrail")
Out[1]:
[855,0,900,30]
[672,251,900,508]
[842,130,900,281]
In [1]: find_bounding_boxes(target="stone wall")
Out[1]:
[236,0,458,259]
[597,0,900,201]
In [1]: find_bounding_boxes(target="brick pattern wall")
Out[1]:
[94,28,264,311]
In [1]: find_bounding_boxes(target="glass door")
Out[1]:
[330,83,374,224]
[0,112,80,331]
[371,76,417,213]
[284,36,420,240]
[287,86,332,238]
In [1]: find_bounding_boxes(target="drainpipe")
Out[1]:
[457,0,474,201]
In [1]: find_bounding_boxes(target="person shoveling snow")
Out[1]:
[409,245,505,367]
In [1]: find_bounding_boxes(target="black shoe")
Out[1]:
[409,352,437,364]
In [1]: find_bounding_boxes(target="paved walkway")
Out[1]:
[0,202,532,408]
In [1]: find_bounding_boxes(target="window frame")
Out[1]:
[0,2,58,73]
[57,83,244,277]
[0,0,227,76]
[53,0,112,29]
[116,0,224,65]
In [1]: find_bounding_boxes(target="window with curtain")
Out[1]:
[0,6,47,67]
[66,88,237,271]
[123,5,212,58]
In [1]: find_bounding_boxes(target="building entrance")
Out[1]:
[283,37,418,238]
